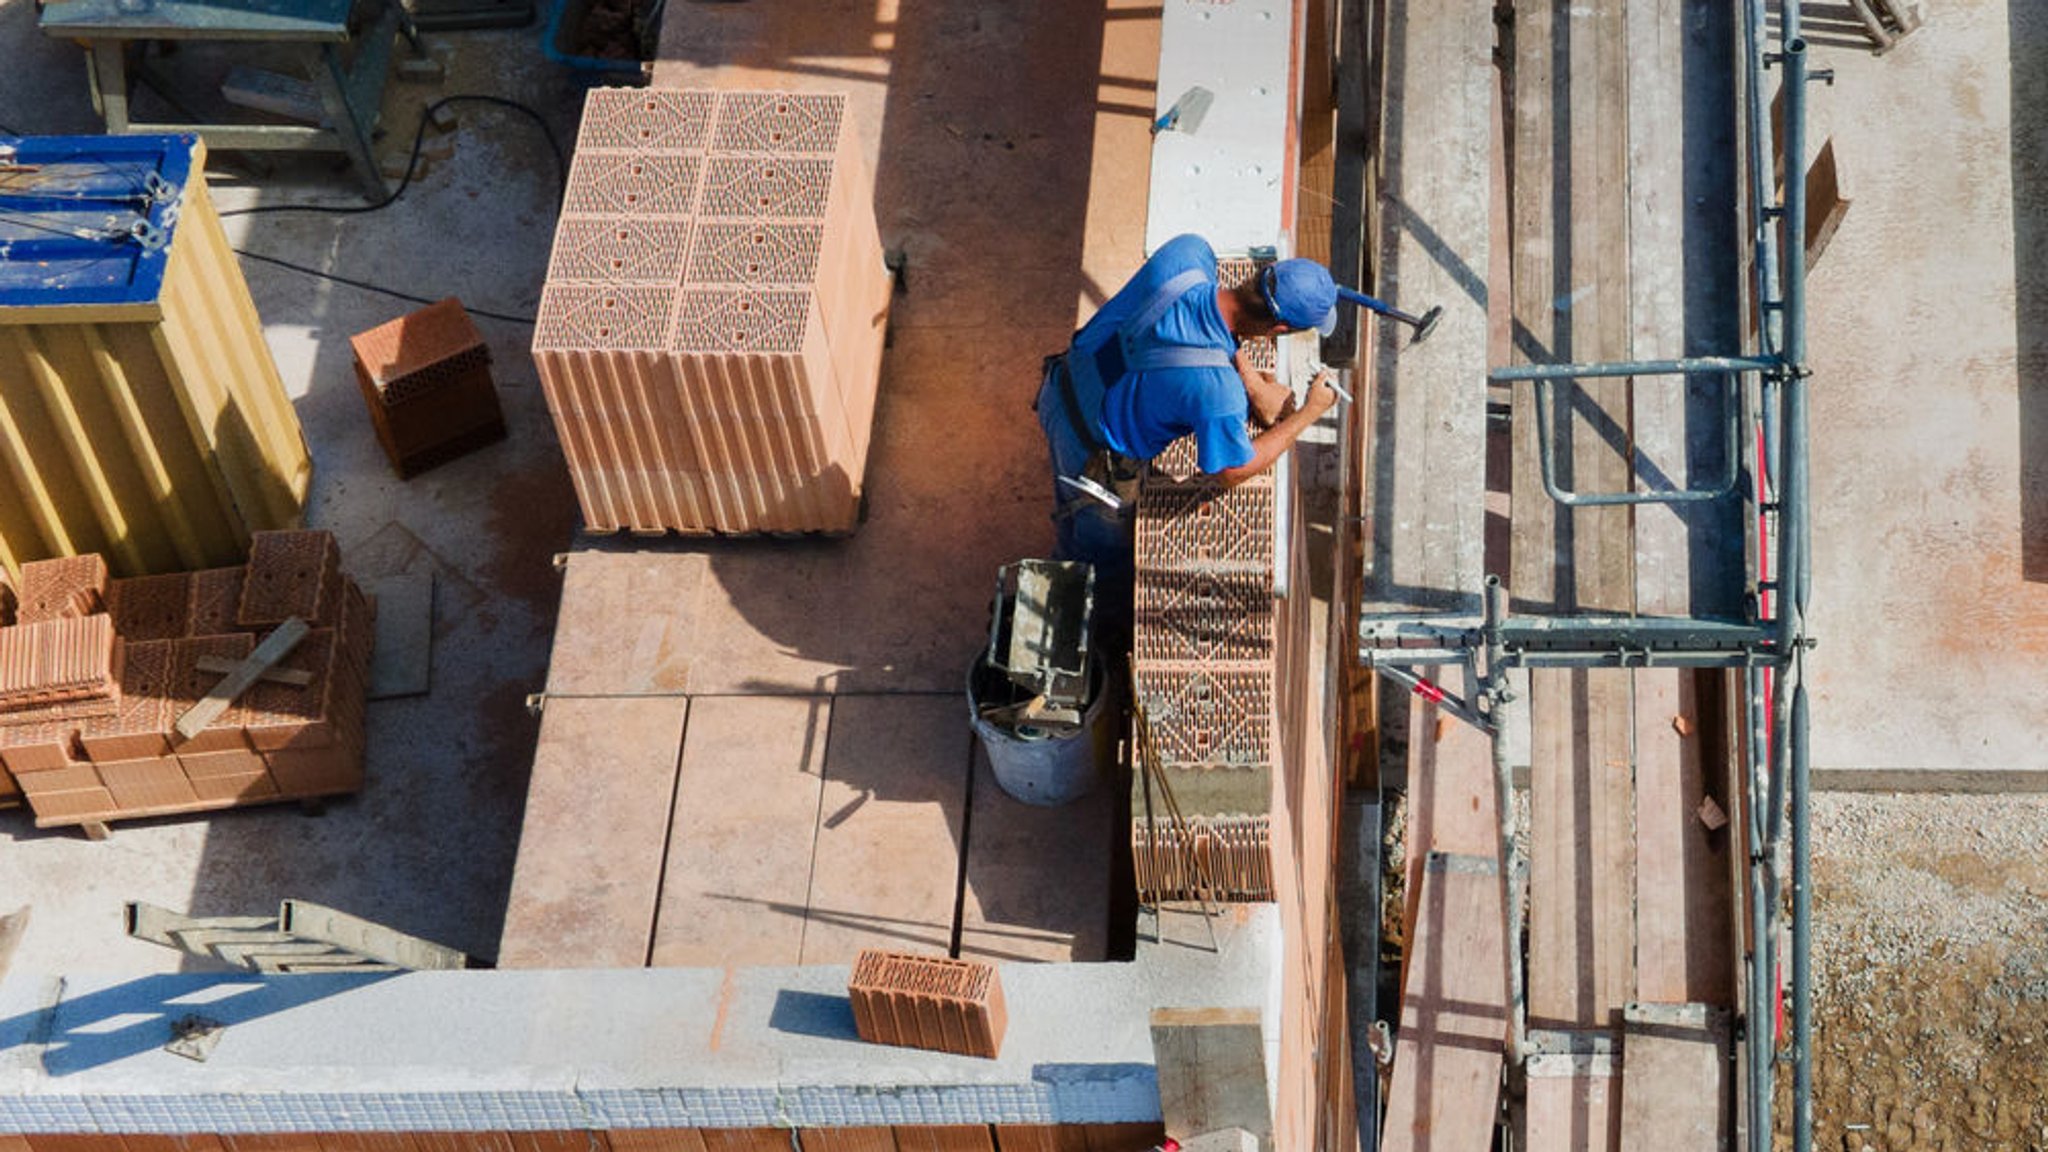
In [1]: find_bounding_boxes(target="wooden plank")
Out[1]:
[1523,1052,1620,1152]
[1150,1007,1272,1149]
[1632,671,1734,1005]
[798,1130,898,1152]
[889,1130,992,1152]
[194,654,315,685]
[1527,669,1636,1029]
[1380,856,1506,1152]
[174,615,308,740]
[1362,0,1493,615]
[497,696,689,968]
[1618,1003,1731,1151]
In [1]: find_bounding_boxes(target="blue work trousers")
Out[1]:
[1035,357,1135,629]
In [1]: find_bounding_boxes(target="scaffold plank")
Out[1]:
[1617,1004,1731,1151]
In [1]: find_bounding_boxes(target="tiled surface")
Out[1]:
[533,87,891,535]
[496,695,689,969]
[649,696,828,968]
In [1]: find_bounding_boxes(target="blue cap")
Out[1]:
[1259,259,1339,337]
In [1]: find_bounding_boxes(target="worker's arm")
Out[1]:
[1234,344,1295,428]
[1214,374,1341,489]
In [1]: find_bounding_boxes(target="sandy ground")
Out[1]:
[1794,793,2048,1151]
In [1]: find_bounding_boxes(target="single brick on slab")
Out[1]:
[237,530,341,628]
[847,950,1007,1059]
[14,554,109,624]
[107,572,194,642]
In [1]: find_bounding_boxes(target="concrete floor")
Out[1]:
[494,0,1162,971]
[0,2,588,973]
[1802,0,2048,784]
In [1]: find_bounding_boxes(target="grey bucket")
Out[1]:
[967,658,1110,806]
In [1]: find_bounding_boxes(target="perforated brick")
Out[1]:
[1135,480,1275,568]
[187,567,248,637]
[564,152,702,217]
[0,615,118,709]
[1134,568,1274,665]
[683,221,825,287]
[711,92,845,154]
[669,288,812,354]
[242,629,339,752]
[237,530,340,628]
[1133,665,1272,768]
[696,156,835,219]
[547,218,694,285]
[81,639,174,761]
[534,286,676,351]
[15,555,109,624]
[349,298,487,403]
[106,573,194,643]
[576,89,715,153]
[1131,813,1273,903]
[848,950,1006,1059]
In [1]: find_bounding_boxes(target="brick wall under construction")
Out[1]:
[532,89,892,535]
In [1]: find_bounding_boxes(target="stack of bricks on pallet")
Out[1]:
[532,88,893,534]
[350,297,508,479]
[847,949,1008,1060]
[1130,301,1280,903]
[0,530,374,829]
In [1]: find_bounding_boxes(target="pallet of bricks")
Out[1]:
[0,531,373,836]
[531,87,892,534]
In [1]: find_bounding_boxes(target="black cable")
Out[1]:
[217,95,567,325]
[219,94,568,219]
[232,247,536,325]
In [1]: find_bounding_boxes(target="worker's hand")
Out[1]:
[1304,370,1342,415]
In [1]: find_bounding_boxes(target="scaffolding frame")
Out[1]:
[1354,0,1817,1146]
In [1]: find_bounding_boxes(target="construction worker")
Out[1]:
[1036,233,1343,627]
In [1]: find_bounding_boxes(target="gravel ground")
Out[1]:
[1791,793,2048,1151]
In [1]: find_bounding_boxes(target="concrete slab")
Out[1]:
[367,573,434,699]
[497,696,687,969]
[1802,2,2048,782]
[957,746,1116,964]
[546,552,709,697]
[798,694,971,964]
[651,696,830,969]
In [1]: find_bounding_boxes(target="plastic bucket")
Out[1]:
[967,658,1109,807]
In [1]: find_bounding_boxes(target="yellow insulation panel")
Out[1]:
[0,138,310,579]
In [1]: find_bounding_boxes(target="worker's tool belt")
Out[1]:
[1043,353,1145,512]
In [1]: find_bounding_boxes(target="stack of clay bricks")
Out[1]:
[1130,277,1280,903]
[350,297,508,479]
[847,949,1007,1059]
[0,531,373,834]
[532,88,893,535]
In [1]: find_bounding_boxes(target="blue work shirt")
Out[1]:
[1079,234,1255,474]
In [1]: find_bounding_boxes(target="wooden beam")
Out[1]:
[193,654,314,686]
[174,616,309,740]
[1633,671,1734,1005]
[1150,1007,1273,1149]
[1381,853,1506,1152]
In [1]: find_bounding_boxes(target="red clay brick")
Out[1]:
[94,755,197,811]
[564,151,701,217]
[187,566,249,636]
[107,572,194,643]
[846,950,1006,1059]
[167,635,256,754]
[575,88,715,153]
[237,531,342,628]
[15,555,109,624]
[0,615,119,710]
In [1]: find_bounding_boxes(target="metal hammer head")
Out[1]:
[1407,305,1444,346]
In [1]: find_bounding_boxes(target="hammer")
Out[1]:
[1337,287,1444,345]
